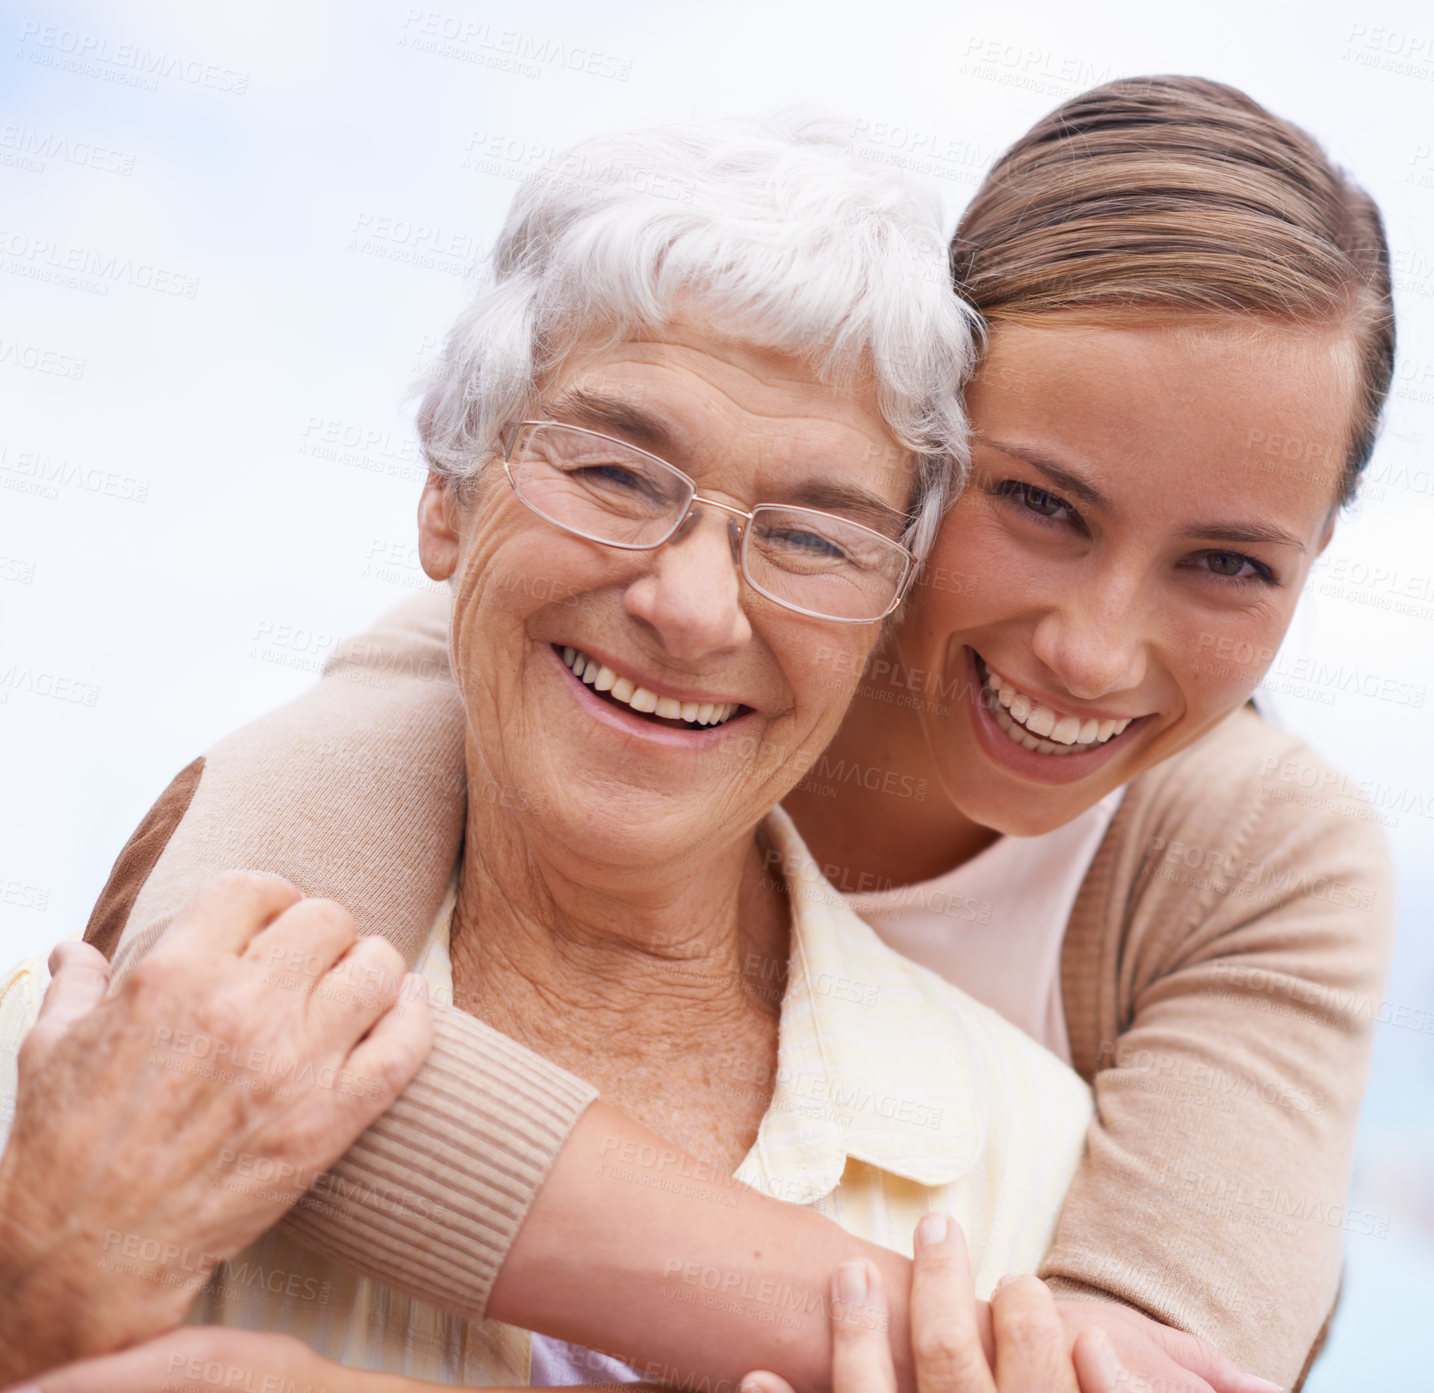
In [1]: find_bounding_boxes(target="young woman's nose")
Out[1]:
[1029,581,1149,701]
[622,508,753,660]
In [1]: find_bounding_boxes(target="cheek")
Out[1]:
[448,524,572,700]
[794,637,870,728]
[454,498,614,628]
[1174,604,1292,712]
[906,510,1040,647]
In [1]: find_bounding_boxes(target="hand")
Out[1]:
[742,1213,1112,1393]
[0,871,434,1382]
[1,1326,321,1393]
[2,1325,522,1393]
[1054,1299,1282,1393]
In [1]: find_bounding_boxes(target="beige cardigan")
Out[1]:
[85,592,1394,1390]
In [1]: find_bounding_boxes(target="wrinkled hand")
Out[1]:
[1054,1299,1281,1393]
[0,872,434,1382]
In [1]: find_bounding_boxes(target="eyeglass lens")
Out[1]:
[509,424,908,621]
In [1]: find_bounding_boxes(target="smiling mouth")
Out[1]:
[975,653,1139,757]
[558,645,747,731]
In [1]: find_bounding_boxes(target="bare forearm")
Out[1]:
[491,1102,994,1393]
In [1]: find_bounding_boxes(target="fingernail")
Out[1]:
[994,1272,1025,1292]
[1243,1379,1283,1393]
[834,1259,869,1306]
[740,1380,767,1393]
[915,1212,950,1247]
[1087,1327,1121,1382]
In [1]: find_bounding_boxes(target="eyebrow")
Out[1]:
[784,480,910,538]
[540,388,677,457]
[544,388,910,536]
[1180,521,1306,551]
[981,437,1306,551]
[980,439,1112,510]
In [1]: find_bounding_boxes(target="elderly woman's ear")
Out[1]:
[417,471,462,581]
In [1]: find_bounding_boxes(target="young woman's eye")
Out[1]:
[1190,550,1278,586]
[992,479,1075,524]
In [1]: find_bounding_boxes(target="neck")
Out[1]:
[785,635,999,888]
[448,766,788,1160]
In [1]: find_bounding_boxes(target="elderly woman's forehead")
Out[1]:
[548,334,893,436]
[549,364,910,496]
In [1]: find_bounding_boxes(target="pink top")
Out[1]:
[845,791,1124,1064]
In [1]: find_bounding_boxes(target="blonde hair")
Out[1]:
[951,75,1394,505]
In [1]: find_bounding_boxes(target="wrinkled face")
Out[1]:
[419,313,915,870]
[899,318,1356,836]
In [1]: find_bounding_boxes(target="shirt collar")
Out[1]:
[734,808,984,1204]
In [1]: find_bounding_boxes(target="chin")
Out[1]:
[952,781,1088,839]
[558,775,734,863]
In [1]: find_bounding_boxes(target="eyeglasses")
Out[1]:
[496,421,916,624]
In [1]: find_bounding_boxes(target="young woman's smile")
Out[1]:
[961,645,1150,786]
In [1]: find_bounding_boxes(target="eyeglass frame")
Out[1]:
[494,419,919,624]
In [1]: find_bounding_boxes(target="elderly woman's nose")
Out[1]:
[623,513,753,659]
[1029,584,1149,702]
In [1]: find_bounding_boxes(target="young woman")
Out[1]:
[86,76,1394,1393]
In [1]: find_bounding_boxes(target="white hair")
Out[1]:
[417,114,978,561]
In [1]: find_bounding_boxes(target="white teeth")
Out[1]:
[560,646,740,728]
[981,656,1137,756]
[1025,705,1056,738]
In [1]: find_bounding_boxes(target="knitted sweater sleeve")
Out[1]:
[85,587,597,1320]
[1041,709,1396,1391]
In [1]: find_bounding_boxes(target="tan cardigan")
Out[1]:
[85,592,1394,1390]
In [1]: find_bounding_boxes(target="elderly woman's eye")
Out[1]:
[758,524,852,567]
[567,462,645,489]
[569,462,670,505]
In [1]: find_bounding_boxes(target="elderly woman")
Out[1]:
[0,120,1096,1387]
